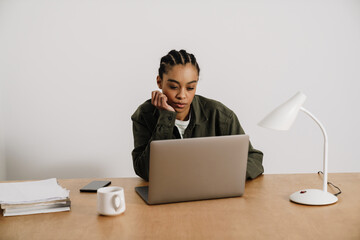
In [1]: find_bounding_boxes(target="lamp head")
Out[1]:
[258,92,307,130]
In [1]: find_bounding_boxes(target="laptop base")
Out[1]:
[135,186,150,204]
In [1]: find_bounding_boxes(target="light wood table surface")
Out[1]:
[1,173,359,240]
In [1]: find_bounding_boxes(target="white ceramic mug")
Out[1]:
[97,186,126,216]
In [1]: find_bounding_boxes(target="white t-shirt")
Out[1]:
[175,116,190,139]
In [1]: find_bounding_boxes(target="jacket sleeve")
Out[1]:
[131,108,177,181]
[227,112,264,180]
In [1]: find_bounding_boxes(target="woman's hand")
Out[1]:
[151,91,175,112]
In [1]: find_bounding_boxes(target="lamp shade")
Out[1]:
[258,92,307,130]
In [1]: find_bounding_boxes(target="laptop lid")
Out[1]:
[142,134,249,204]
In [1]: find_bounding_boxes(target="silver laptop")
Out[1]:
[135,134,249,205]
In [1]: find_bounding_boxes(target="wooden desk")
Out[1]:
[1,173,359,240]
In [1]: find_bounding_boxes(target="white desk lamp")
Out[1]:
[258,92,338,205]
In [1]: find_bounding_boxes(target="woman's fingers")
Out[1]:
[160,94,168,107]
[151,91,161,106]
[151,91,174,112]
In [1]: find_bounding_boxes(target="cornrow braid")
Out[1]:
[158,49,200,79]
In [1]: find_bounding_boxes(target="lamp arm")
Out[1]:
[300,107,328,192]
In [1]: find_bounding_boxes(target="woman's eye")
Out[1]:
[170,86,178,90]
[187,87,194,91]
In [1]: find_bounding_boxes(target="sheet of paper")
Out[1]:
[0,178,69,204]
[3,206,71,217]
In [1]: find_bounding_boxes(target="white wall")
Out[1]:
[0,86,5,180]
[0,0,359,180]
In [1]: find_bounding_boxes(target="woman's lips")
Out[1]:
[174,103,186,108]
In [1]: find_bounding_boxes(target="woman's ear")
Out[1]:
[156,76,163,89]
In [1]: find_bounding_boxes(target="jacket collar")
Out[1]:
[191,95,208,125]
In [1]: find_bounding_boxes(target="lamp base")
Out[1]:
[289,189,338,206]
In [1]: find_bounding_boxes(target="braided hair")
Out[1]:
[158,49,200,80]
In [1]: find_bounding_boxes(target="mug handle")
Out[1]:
[112,194,121,211]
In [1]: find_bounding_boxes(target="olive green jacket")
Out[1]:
[131,95,264,181]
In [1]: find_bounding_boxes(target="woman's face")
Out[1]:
[157,63,199,121]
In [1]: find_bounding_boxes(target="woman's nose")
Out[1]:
[177,89,186,99]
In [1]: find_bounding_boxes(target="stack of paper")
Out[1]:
[0,178,71,216]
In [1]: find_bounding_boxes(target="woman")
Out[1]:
[131,49,264,181]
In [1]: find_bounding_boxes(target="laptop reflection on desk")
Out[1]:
[135,134,249,205]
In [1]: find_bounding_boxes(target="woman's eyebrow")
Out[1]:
[167,79,198,85]
[167,79,180,84]
[186,80,198,85]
